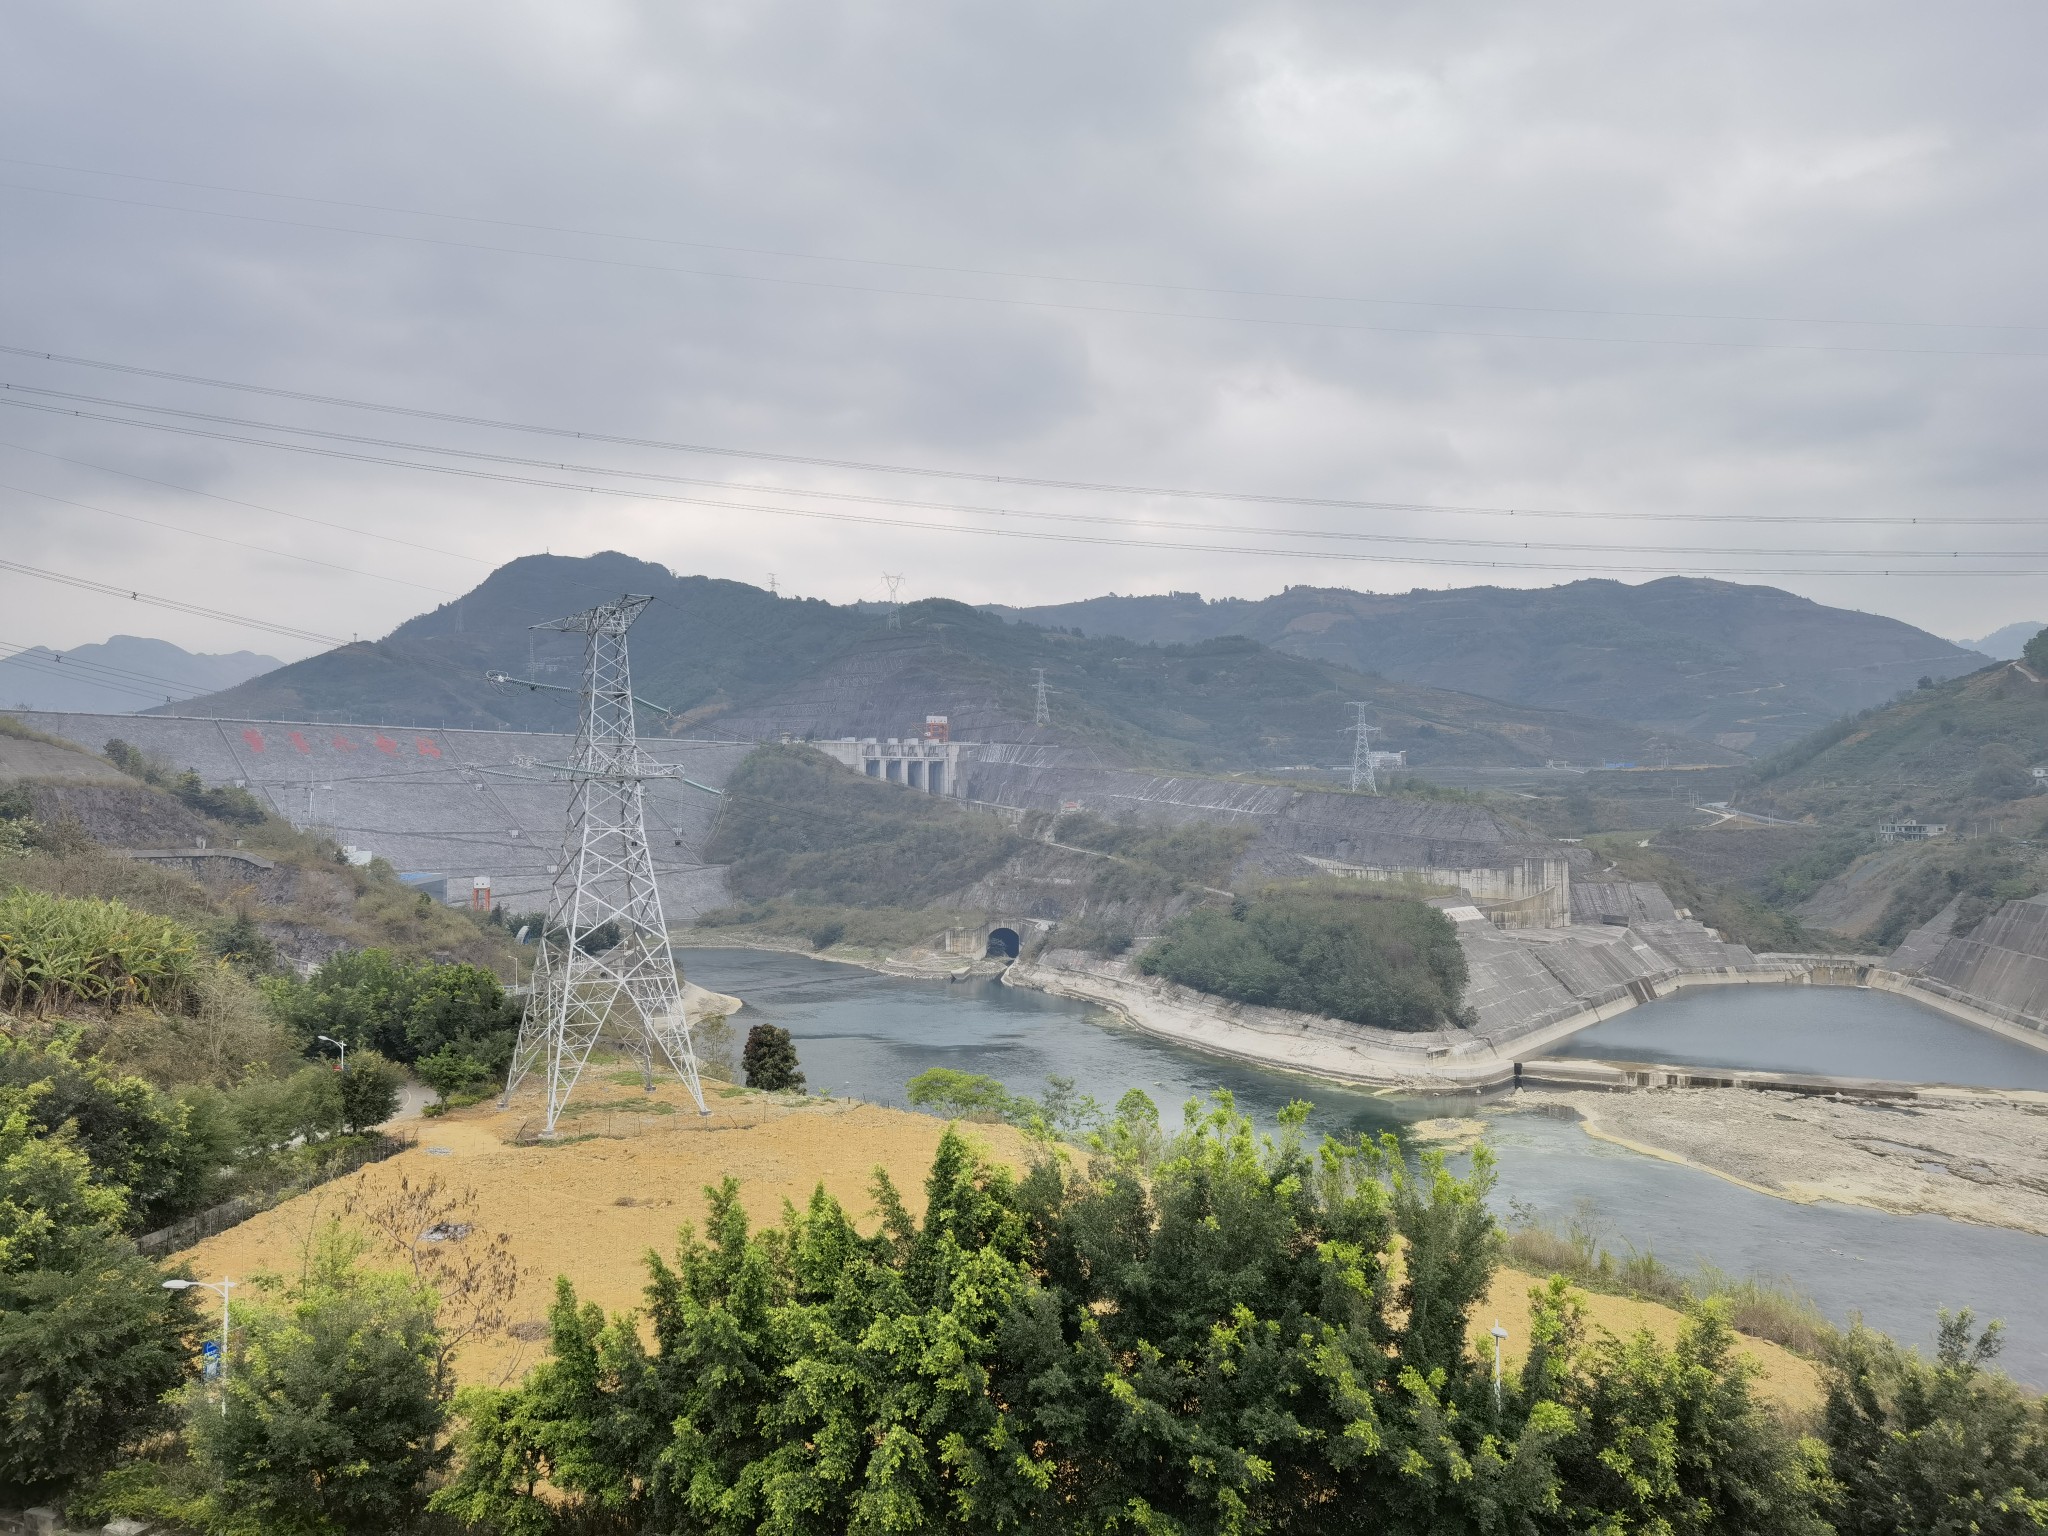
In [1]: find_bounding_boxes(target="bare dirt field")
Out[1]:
[1518,1086,2048,1236]
[182,1077,1818,1408]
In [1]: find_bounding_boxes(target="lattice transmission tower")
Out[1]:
[1033,667,1051,727]
[501,595,710,1136]
[1347,702,1380,794]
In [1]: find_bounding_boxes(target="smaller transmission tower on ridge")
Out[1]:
[1032,667,1051,727]
[501,594,711,1137]
[882,573,905,628]
[1347,703,1380,794]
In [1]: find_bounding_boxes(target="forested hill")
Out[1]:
[163,555,1729,771]
[1751,648,2048,825]
[162,553,874,732]
[991,578,1985,752]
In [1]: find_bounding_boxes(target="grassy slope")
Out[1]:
[1751,661,2048,825]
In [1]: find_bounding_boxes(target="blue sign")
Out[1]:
[201,1340,221,1358]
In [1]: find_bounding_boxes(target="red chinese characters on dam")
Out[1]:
[258,731,448,757]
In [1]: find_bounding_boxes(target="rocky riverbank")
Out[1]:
[1511,1085,2048,1236]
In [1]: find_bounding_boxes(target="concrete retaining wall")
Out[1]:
[11,711,753,919]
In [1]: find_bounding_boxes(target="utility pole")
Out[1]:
[1347,703,1380,794]
[1033,667,1051,728]
[501,594,714,1136]
[767,572,778,595]
[882,573,905,629]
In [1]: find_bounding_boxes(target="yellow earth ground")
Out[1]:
[183,1079,1817,1410]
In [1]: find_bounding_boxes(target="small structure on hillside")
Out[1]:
[1878,821,1949,844]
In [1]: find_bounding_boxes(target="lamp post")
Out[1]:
[1490,1320,1510,1412]
[316,1034,348,1074]
[163,1277,238,1413]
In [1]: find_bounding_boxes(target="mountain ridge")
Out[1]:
[159,554,1731,772]
[989,577,1983,751]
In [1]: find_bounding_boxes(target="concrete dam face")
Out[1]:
[9,711,754,921]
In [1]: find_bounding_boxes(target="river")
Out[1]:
[679,946,2048,1386]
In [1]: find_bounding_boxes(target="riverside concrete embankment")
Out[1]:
[1008,901,1856,1089]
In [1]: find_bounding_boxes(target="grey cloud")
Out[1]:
[0,0,2044,657]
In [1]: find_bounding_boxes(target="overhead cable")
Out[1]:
[6,344,2041,528]
[0,477,459,595]
[2,397,2036,578]
[0,557,346,646]
[8,383,2047,561]
[0,435,492,564]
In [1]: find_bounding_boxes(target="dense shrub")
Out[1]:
[267,948,521,1075]
[1052,810,1254,887]
[707,744,1022,908]
[0,1094,197,1504]
[1139,884,1471,1030]
[740,1024,804,1092]
[191,1233,449,1535]
[434,1101,1831,1536]
[1822,1312,2048,1535]
[103,739,267,824]
[0,890,199,1016]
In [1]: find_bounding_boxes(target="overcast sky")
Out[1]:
[2,1,2044,666]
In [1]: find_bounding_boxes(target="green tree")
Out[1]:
[740,1024,805,1092]
[1529,1279,1831,1535]
[193,1230,448,1536]
[1139,884,1472,1030]
[1973,744,2036,802]
[0,1035,208,1229]
[2022,625,2048,675]
[416,1046,491,1106]
[1821,1311,2048,1535]
[0,1097,195,1504]
[338,1049,404,1133]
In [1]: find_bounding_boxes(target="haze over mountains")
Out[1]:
[1954,622,2048,661]
[107,553,2001,775]
[0,635,281,714]
[992,581,1987,753]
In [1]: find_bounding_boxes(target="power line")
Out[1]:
[12,343,2046,530]
[2,154,2033,336]
[0,638,259,701]
[6,396,2042,578]
[0,435,493,564]
[5,179,2044,362]
[13,383,2048,556]
[0,477,459,595]
[0,647,182,704]
[0,558,345,646]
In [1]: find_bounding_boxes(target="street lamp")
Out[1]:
[316,1034,348,1073]
[163,1277,238,1413]
[1489,1320,1510,1411]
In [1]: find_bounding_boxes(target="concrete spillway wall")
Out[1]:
[8,711,753,919]
[1895,894,2048,1045]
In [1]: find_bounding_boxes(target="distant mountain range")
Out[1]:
[990,578,1984,752]
[69,559,2004,772]
[0,635,281,714]
[143,553,1728,771]
[1953,621,2047,661]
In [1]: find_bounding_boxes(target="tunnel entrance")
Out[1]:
[984,926,1020,960]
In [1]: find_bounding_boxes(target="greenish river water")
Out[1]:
[680,947,2048,1387]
